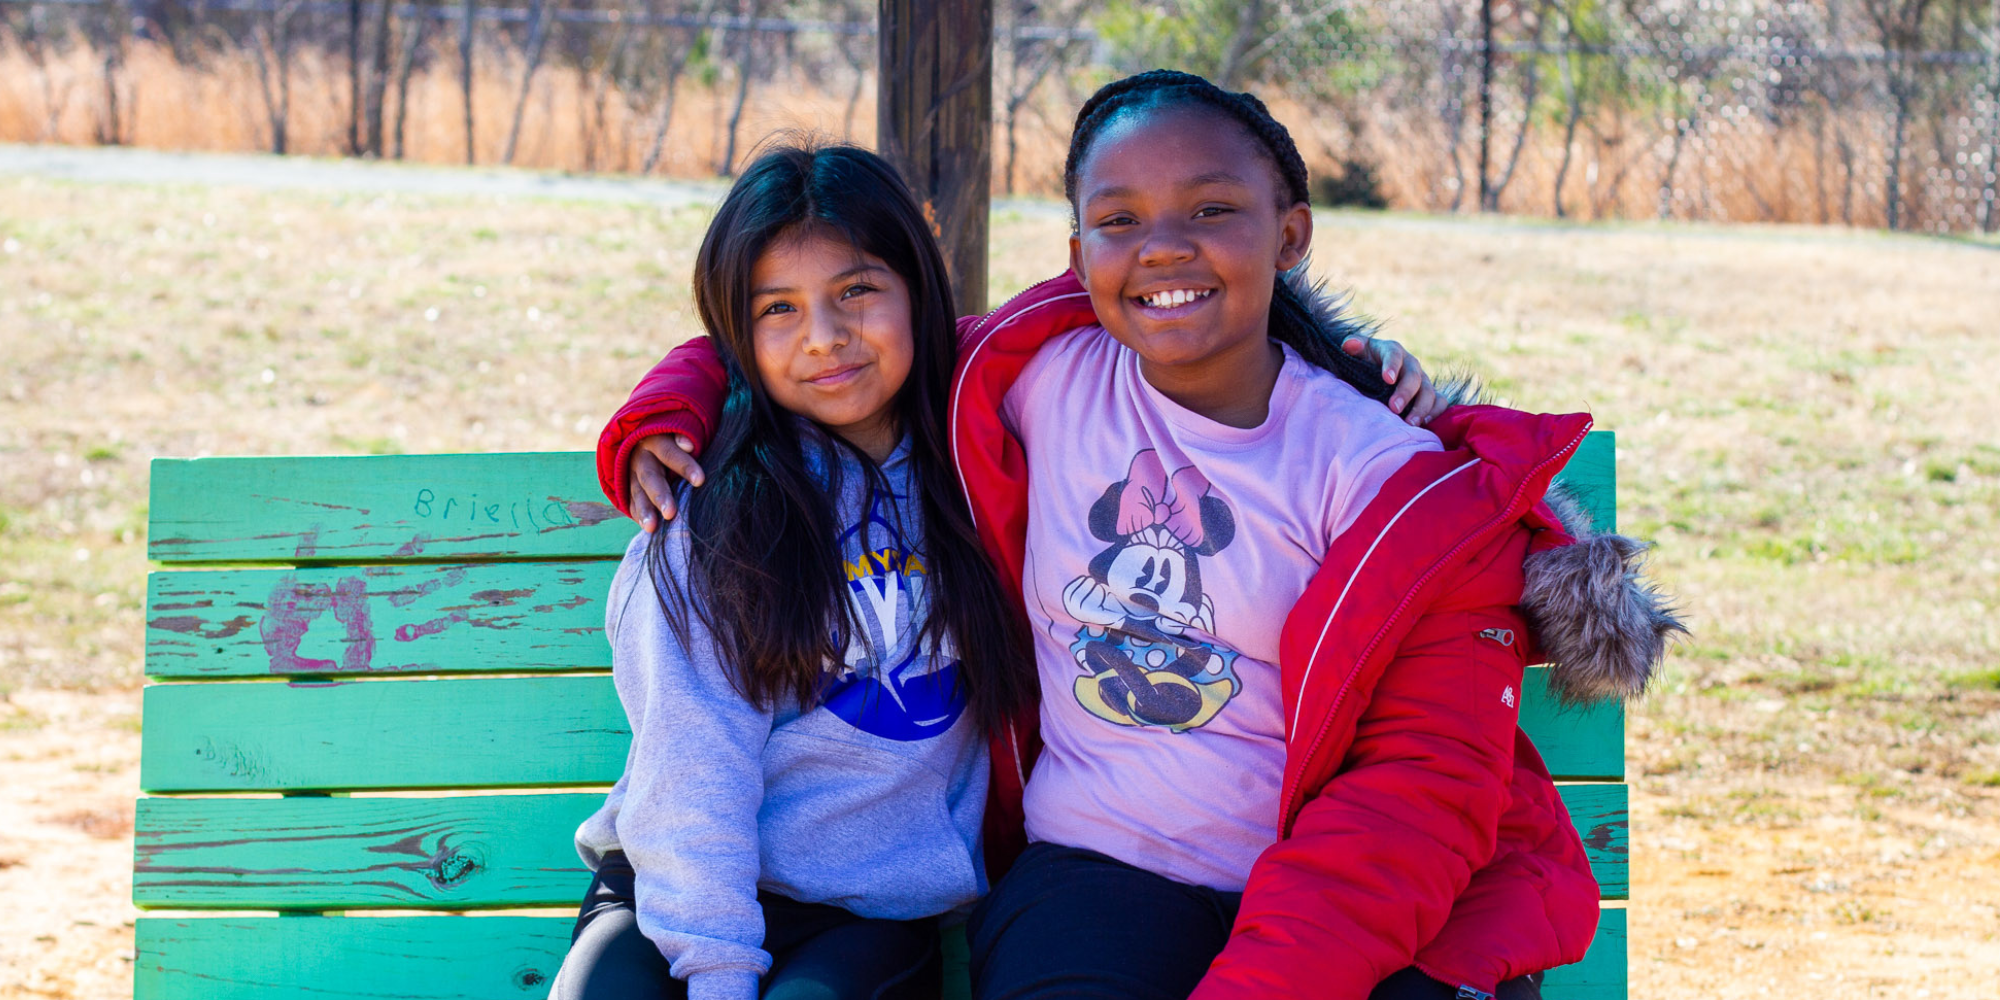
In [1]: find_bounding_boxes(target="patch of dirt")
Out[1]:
[0,689,140,1000]
[1632,780,2000,998]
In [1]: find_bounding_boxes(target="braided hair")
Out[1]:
[1063,69,1390,402]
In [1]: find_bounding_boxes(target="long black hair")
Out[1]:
[649,139,1033,731]
[1062,69,1390,402]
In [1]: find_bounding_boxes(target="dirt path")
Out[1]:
[0,690,139,1000]
[0,142,728,208]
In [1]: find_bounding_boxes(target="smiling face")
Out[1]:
[748,229,915,461]
[1102,528,1204,628]
[1068,106,1313,376]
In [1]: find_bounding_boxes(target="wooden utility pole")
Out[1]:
[877,0,993,314]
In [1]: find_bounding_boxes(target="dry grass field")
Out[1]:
[1,160,1997,998]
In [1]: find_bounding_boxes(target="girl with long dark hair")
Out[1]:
[554,141,1033,1000]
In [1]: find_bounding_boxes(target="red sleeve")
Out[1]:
[1192,533,1532,1000]
[594,337,729,516]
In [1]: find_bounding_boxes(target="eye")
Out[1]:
[758,301,795,317]
[1096,213,1137,229]
[1195,205,1234,219]
[841,283,878,300]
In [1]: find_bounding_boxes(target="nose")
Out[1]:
[1137,220,1197,268]
[800,305,850,355]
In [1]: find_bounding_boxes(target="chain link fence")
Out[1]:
[3,0,1996,232]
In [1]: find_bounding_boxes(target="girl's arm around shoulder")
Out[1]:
[1192,530,1533,1000]
[605,531,776,1000]
[596,337,728,520]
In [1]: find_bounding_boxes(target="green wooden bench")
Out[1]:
[133,436,1630,999]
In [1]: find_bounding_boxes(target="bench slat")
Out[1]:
[133,794,598,909]
[132,786,1626,909]
[147,453,631,564]
[1562,430,1616,533]
[145,434,1614,564]
[145,562,616,678]
[135,915,569,1000]
[139,672,1623,792]
[1559,783,1628,899]
[140,675,627,793]
[133,909,1625,999]
[1546,907,1627,1000]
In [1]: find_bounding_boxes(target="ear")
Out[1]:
[1087,480,1126,543]
[1275,201,1313,273]
[1192,494,1236,556]
[1069,231,1086,282]
[1086,544,1119,586]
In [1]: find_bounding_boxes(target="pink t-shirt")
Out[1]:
[1000,325,1442,891]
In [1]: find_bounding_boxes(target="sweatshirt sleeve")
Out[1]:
[605,532,774,999]
[596,337,730,515]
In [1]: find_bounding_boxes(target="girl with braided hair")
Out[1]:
[591,70,1679,1000]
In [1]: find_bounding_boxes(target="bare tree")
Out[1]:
[460,0,476,163]
[345,0,361,152]
[716,0,766,175]
[578,14,638,170]
[640,0,722,174]
[826,0,871,139]
[390,6,430,159]
[999,0,1089,195]
[1215,0,1267,89]
[4,3,78,140]
[501,0,555,164]
[1438,1,1471,211]
[85,0,131,145]
[1477,0,1496,209]
[1550,0,1585,216]
[1982,0,2000,230]
[360,0,395,155]
[1864,0,1939,228]
[1622,0,1728,219]
[247,0,305,153]
[1484,0,1552,210]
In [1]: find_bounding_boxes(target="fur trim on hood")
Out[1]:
[1283,264,1688,704]
[1524,485,1688,704]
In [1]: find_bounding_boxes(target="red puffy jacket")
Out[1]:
[596,271,1676,997]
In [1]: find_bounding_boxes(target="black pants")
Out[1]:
[966,842,1543,1000]
[552,851,942,1000]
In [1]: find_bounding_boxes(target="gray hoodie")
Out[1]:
[573,437,988,1000]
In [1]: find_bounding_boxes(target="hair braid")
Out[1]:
[1063,69,1310,211]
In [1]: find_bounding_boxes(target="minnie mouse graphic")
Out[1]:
[1061,450,1240,733]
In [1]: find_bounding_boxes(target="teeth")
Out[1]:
[1142,289,1208,308]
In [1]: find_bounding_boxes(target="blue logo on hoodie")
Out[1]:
[822,494,966,742]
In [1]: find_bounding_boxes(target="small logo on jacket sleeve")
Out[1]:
[1501,686,1516,708]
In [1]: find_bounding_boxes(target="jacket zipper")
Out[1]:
[949,272,1086,538]
[966,272,1075,342]
[959,272,1082,790]
[1278,421,1591,830]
